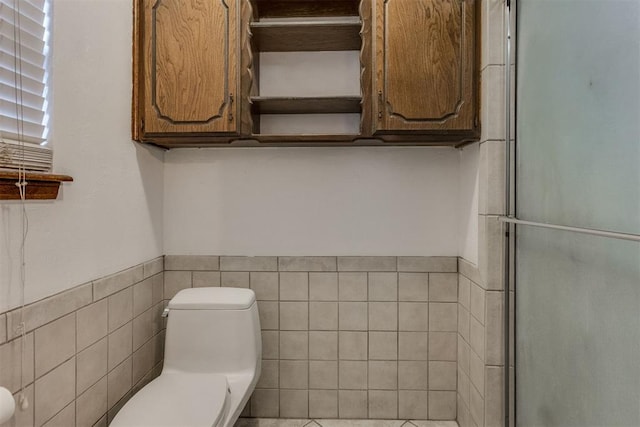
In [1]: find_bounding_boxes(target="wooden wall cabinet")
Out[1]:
[132,0,479,147]
[133,0,240,141]
[368,0,479,139]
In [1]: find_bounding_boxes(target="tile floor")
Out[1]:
[235,419,459,427]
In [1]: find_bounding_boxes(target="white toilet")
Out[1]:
[110,287,262,427]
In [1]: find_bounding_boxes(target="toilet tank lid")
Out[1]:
[169,288,256,310]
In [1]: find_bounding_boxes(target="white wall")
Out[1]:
[164,147,460,256]
[0,0,165,313]
[459,143,479,264]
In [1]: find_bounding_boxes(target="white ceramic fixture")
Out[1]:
[110,287,262,427]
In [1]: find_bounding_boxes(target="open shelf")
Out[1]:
[251,19,361,52]
[253,0,360,19]
[251,96,361,115]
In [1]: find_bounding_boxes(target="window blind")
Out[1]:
[0,0,51,172]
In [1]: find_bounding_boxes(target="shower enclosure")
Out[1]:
[507,0,640,425]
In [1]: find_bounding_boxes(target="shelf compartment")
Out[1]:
[251,96,361,114]
[254,1,360,19]
[251,20,361,52]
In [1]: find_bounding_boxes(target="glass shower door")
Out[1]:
[515,0,640,425]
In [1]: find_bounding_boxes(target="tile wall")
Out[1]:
[0,257,165,427]
[456,0,510,425]
[164,255,459,421]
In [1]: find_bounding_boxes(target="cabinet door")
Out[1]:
[139,0,238,136]
[373,0,477,134]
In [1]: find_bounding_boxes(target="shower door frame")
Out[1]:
[501,1,640,425]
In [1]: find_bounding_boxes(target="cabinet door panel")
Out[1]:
[374,0,477,133]
[143,0,237,135]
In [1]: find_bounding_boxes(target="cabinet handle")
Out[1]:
[229,93,234,122]
[378,91,383,120]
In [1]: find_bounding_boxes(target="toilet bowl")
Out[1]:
[110,287,262,427]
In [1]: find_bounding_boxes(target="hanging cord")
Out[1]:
[11,0,30,411]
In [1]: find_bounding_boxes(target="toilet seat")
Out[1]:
[110,372,229,427]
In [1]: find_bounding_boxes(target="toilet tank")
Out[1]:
[162,288,262,375]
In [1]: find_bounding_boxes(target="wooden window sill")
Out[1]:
[0,171,73,200]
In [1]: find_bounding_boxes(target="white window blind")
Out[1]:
[0,0,51,172]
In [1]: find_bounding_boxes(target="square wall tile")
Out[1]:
[399,303,428,331]
[279,360,308,389]
[76,338,108,396]
[338,273,368,301]
[132,277,153,317]
[309,273,338,301]
[399,332,429,361]
[458,275,471,310]
[221,272,249,288]
[107,358,132,408]
[429,391,457,420]
[35,313,76,378]
[76,377,107,427]
[458,306,471,343]
[0,333,34,393]
[309,390,338,418]
[368,361,397,390]
[429,332,457,361]
[250,273,279,300]
[338,390,367,418]
[261,331,279,359]
[0,314,6,345]
[258,302,279,330]
[133,307,156,351]
[310,302,338,331]
[256,360,280,388]
[429,273,458,302]
[309,360,338,389]
[429,361,457,391]
[470,350,485,395]
[398,361,428,390]
[279,390,308,418]
[192,271,221,288]
[399,273,429,302]
[339,360,367,389]
[368,273,398,301]
[470,281,486,324]
[42,401,74,427]
[399,390,428,420]
[368,390,398,419]
[35,357,75,427]
[108,288,133,333]
[108,323,133,371]
[279,331,308,360]
[251,389,279,417]
[369,302,398,331]
[339,302,367,331]
[280,302,308,331]
[280,273,309,301]
[310,331,338,360]
[429,303,458,332]
[338,331,367,361]
[368,332,397,361]
[163,271,191,300]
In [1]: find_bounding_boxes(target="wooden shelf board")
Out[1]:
[251,20,361,51]
[254,1,360,19]
[251,96,361,114]
[0,170,73,200]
